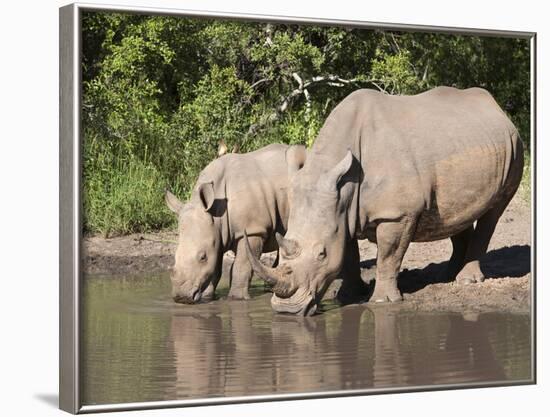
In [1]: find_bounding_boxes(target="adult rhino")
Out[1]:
[166,143,306,303]
[245,87,524,316]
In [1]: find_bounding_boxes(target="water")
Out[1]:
[81,272,532,406]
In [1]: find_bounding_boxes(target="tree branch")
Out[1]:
[250,78,270,89]
[390,33,402,53]
[422,59,430,82]
[264,23,274,47]
[303,88,311,114]
[292,72,303,89]
[243,73,387,141]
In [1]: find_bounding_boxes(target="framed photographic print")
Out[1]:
[60,2,536,413]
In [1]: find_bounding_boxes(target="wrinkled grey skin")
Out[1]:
[166,143,304,303]
[245,87,524,316]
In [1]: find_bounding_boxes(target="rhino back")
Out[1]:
[221,144,290,242]
[308,87,523,242]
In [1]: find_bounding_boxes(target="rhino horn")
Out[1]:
[243,230,298,298]
[275,232,300,258]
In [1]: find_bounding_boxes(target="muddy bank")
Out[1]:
[83,231,178,275]
[83,194,531,313]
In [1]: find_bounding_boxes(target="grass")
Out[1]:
[83,157,176,237]
[519,152,531,202]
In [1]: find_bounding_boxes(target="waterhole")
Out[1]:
[81,272,531,405]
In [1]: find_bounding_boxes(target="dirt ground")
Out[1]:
[83,194,532,313]
[84,230,178,275]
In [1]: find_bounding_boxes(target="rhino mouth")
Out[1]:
[173,294,196,304]
[271,288,318,316]
[173,289,201,304]
[172,278,214,304]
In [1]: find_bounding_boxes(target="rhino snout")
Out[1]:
[270,288,318,316]
[172,283,202,304]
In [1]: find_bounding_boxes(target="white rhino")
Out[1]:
[245,87,524,315]
[166,143,306,303]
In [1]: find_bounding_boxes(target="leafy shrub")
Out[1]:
[81,12,531,235]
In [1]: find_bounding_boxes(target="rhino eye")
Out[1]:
[316,247,327,261]
[197,251,207,263]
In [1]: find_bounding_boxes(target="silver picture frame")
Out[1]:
[60,2,537,414]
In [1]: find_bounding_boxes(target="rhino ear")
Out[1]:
[165,190,184,214]
[286,145,307,176]
[319,150,354,191]
[198,182,215,212]
[218,140,228,157]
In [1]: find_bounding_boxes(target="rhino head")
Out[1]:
[165,184,223,304]
[245,149,357,316]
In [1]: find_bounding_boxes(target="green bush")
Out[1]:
[81,12,531,235]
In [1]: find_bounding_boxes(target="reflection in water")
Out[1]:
[82,273,531,405]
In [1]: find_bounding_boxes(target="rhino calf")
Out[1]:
[166,143,306,303]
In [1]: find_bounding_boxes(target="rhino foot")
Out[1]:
[455,266,485,285]
[369,281,403,303]
[227,287,251,300]
[443,261,463,281]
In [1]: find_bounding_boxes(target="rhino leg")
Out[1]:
[369,218,416,303]
[228,235,263,300]
[337,239,369,304]
[446,225,474,280]
[456,203,508,285]
[457,141,523,285]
